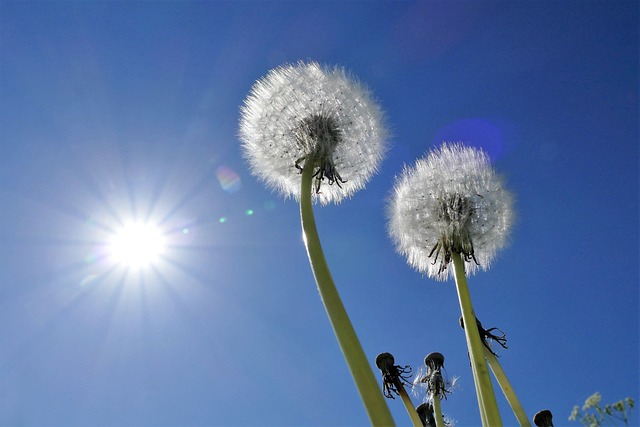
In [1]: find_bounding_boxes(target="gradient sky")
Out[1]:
[1,1,638,426]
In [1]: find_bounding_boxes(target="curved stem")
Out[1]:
[484,348,531,427]
[451,252,502,426]
[299,164,395,426]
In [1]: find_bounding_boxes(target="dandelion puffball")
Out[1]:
[388,143,514,280]
[239,61,387,205]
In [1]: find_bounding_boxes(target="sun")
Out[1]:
[109,222,166,268]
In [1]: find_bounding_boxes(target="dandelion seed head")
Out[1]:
[388,142,514,280]
[239,61,388,205]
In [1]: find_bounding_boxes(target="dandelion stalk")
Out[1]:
[398,387,424,427]
[484,347,531,426]
[300,164,394,426]
[431,393,445,427]
[451,252,502,426]
[240,61,390,424]
[389,143,514,426]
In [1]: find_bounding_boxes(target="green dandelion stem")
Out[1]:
[451,252,502,427]
[484,347,531,427]
[398,385,423,427]
[299,164,395,427]
[432,393,446,427]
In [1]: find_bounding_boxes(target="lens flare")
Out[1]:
[215,165,242,193]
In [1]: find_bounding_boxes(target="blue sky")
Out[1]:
[1,1,638,426]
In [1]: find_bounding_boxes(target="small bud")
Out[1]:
[533,409,553,427]
[416,402,437,427]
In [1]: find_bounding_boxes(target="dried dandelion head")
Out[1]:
[375,352,413,399]
[414,352,456,402]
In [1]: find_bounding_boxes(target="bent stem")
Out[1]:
[431,393,446,427]
[451,252,502,426]
[299,164,395,426]
[484,348,531,427]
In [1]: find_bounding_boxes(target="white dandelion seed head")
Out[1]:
[239,61,388,205]
[388,142,514,280]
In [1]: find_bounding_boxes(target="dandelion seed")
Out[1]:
[239,61,387,205]
[388,142,514,280]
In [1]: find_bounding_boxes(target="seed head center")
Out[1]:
[294,114,346,193]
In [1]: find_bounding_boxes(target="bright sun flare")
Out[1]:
[109,223,166,268]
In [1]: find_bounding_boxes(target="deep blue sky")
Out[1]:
[1,1,638,426]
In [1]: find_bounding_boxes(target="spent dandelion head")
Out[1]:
[459,316,508,357]
[388,142,514,280]
[375,352,413,399]
[424,352,445,371]
[239,61,387,205]
[415,352,453,401]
